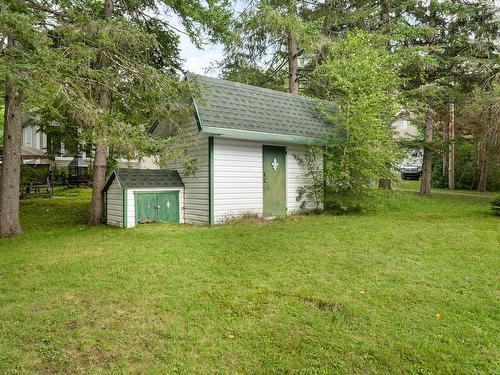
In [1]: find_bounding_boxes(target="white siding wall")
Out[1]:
[212,138,322,224]
[213,138,263,223]
[166,123,209,225]
[22,125,41,149]
[287,144,323,212]
[125,188,185,228]
[137,156,160,169]
[106,179,123,227]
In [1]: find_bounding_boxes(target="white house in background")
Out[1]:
[105,75,334,227]
[392,112,418,139]
[21,125,151,168]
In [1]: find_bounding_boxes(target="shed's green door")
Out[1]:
[135,191,180,224]
[157,191,180,223]
[263,145,286,217]
[135,193,157,223]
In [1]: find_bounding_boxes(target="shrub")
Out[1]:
[492,196,500,217]
[52,166,68,186]
[20,165,47,187]
[302,31,401,213]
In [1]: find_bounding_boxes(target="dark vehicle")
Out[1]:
[400,150,423,180]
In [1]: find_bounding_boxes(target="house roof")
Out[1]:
[192,75,336,144]
[102,168,184,192]
[0,145,53,160]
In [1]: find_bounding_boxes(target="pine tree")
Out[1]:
[0,0,62,237]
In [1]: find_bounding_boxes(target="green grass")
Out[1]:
[1,188,499,374]
[397,179,496,197]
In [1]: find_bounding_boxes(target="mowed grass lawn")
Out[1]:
[0,188,498,374]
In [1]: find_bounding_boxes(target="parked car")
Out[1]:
[401,150,423,180]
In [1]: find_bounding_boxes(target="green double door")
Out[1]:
[135,191,179,224]
[263,145,286,218]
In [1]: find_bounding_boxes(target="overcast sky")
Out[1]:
[177,32,224,78]
[173,1,247,78]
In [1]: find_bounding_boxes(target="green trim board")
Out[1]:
[200,127,330,145]
[208,136,214,226]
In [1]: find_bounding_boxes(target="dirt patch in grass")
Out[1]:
[299,296,344,312]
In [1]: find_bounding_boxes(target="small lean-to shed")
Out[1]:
[102,168,184,228]
[150,75,336,225]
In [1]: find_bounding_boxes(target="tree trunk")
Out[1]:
[378,179,392,190]
[288,32,299,94]
[442,113,448,178]
[477,105,492,192]
[379,0,390,29]
[447,102,455,189]
[0,79,23,237]
[88,144,107,225]
[420,107,433,196]
[0,39,23,237]
[322,0,332,37]
[88,0,113,226]
[376,1,392,190]
[477,149,488,192]
[471,146,481,190]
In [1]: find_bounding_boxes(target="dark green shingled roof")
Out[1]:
[102,168,183,192]
[192,75,336,144]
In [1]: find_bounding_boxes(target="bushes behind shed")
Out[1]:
[492,196,500,217]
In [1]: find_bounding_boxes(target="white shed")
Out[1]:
[102,169,184,228]
[149,75,333,225]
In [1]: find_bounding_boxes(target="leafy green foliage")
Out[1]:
[294,146,324,211]
[492,196,500,216]
[0,1,64,113]
[0,106,4,138]
[51,165,69,186]
[19,165,48,187]
[307,32,402,212]
[219,0,323,90]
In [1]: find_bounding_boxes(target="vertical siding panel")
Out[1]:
[287,145,323,212]
[213,138,263,223]
[213,139,323,223]
[105,179,123,227]
[165,122,209,224]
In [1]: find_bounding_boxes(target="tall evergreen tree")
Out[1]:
[0,0,62,237]
[1,0,232,235]
[64,0,232,226]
